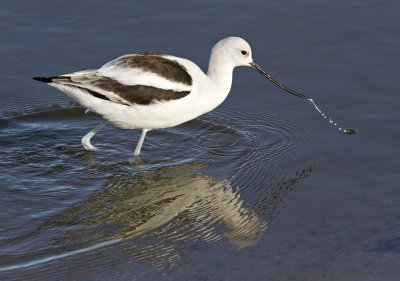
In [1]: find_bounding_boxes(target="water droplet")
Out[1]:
[344,128,357,135]
[307,98,355,135]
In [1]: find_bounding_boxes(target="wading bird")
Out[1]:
[33,37,313,157]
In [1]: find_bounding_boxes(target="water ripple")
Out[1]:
[0,104,323,278]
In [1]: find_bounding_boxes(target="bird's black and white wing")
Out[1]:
[46,52,193,106]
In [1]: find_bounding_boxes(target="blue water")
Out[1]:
[1,0,400,280]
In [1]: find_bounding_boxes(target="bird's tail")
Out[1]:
[32,76,55,83]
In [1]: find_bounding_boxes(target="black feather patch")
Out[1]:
[32,77,54,83]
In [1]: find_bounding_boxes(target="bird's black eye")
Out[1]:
[241,50,247,55]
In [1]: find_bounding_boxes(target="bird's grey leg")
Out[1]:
[134,129,149,157]
[81,120,107,151]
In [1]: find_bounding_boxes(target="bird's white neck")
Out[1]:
[206,55,235,102]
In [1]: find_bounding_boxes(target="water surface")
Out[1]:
[1,0,399,280]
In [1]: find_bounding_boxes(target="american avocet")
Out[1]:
[33,37,353,157]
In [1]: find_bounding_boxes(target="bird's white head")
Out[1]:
[209,37,311,102]
[210,37,253,68]
[210,37,312,101]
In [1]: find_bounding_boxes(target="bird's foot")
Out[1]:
[81,134,98,151]
[129,155,143,166]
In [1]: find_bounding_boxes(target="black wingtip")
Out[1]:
[32,76,53,83]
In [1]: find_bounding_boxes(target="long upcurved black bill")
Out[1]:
[250,62,311,100]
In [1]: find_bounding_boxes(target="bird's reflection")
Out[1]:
[47,163,265,266]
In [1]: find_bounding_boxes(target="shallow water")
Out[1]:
[1,0,400,280]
